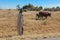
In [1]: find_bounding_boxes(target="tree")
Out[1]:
[56,6,60,9]
[51,7,56,11]
[23,5,28,9]
[22,3,35,11]
[28,4,34,9]
[16,4,20,10]
[34,6,39,11]
[55,6,60,11]
[38,6,43,10]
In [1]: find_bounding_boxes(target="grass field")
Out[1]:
[0,10,60,38]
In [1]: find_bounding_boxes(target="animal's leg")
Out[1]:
[38,16,40,19]
[36,15,39,20]
[40,16,43,20]
[45,16,47,19]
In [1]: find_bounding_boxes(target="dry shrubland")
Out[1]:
[0,10,60,38]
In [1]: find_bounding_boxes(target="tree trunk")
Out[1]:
[17,9,23,35]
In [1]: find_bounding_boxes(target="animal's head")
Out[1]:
[48,13,51,16]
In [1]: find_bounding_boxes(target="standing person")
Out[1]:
[17,8,23,35]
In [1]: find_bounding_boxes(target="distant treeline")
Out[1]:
[16,4,60,11]
[16,4,43,11]
[44,7,60,11]
[1,4,59,11]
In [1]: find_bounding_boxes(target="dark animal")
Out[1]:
[36,11,51,19]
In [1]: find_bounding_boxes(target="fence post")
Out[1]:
[17,9,23,35]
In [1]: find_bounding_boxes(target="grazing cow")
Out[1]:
[36,11,51,20]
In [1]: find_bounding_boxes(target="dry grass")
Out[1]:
[0,10,60,38]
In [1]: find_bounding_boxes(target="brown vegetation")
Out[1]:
[0,10,60,38]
